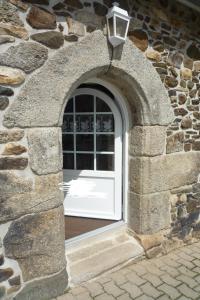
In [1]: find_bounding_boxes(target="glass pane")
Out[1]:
[62,115,74,132]
[62,134,74,151]
[63,153,74,169]
[76,134,94,151]
[96,97,111,112]
[96,154,114,171]
[96,134,114,152]
[108,16,114,36]
[96,114,114,132]
[76,115,94,132]
[76,95,94,112]
[77,154,94,170]
[65,98,73,113]
[116,16,127,37]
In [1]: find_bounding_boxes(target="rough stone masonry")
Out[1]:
[0,0,199,299]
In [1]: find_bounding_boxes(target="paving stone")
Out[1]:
[177,258,195,269]
[178,252,194,261]
[193,259,200,267]
[104,281,124,297]
[157,296,170,300]
[163,257,180,268]
[117,268,131,276]
[151,258,165,268]
[110,272,127,285]
[176,274,198,288]
[57,293,74,300]
[193,266,200,274]
[194,274,200,283]
[136,295,154,300]
[96,276,112,284]
[95,294,115,300]
[76,292,93,300]
[120,282,142,298]
[141,263,164,276]
[143,273,162,287]
[190,251,200,259]
[194,285,200,292]
[181,247,193,255]
[160,274,181,287]
[178,266,196,277]
[160,265,180,277]
[128,264,147,276]
[158,284,181,299]
[117,293,132,300]
[70,286,87,295]
[141,282,162,298]
[167,253,180,262]
[125,272,146,286]
[84,282,103,297]
[190,245,200,252]
[177,284,199,299]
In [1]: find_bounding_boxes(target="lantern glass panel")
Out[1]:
[108,16,114,36]
[115,16,128,38]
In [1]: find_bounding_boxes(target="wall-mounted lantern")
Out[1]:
[106,2,131,47]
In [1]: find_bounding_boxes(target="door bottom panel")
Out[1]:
[65,216,117,240]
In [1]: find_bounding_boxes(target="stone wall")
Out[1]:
[0,0,199,299]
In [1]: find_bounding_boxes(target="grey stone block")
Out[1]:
[0,66,25,86]
[0,171,32,195]
[0,173,63,223]
[129,126,166,156]
[0,0,23,26]
[28,127,62,175]
[128,191,171,234]
[0,42,48,73]
[4,206,66,281]
[0,129,24,143]
[129,152,200,194]
[14,268,68,300]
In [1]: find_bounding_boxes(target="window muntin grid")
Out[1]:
[62,95,115,171]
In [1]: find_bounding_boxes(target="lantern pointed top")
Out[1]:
[112,2,119,7]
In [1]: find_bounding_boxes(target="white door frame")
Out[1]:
[63,87,123,220]
[85,79,131,223]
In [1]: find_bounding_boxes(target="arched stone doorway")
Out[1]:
[3,31,174,299]
[63,85,124,240]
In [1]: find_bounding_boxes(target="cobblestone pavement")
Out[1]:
[57,241,200,300]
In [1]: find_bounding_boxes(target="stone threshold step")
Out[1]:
[65,225,144,286]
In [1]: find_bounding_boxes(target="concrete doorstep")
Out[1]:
[65,225,144,286]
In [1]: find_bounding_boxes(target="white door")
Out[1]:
[63,88,122,220]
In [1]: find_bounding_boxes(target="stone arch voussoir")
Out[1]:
[3,30,173,128]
